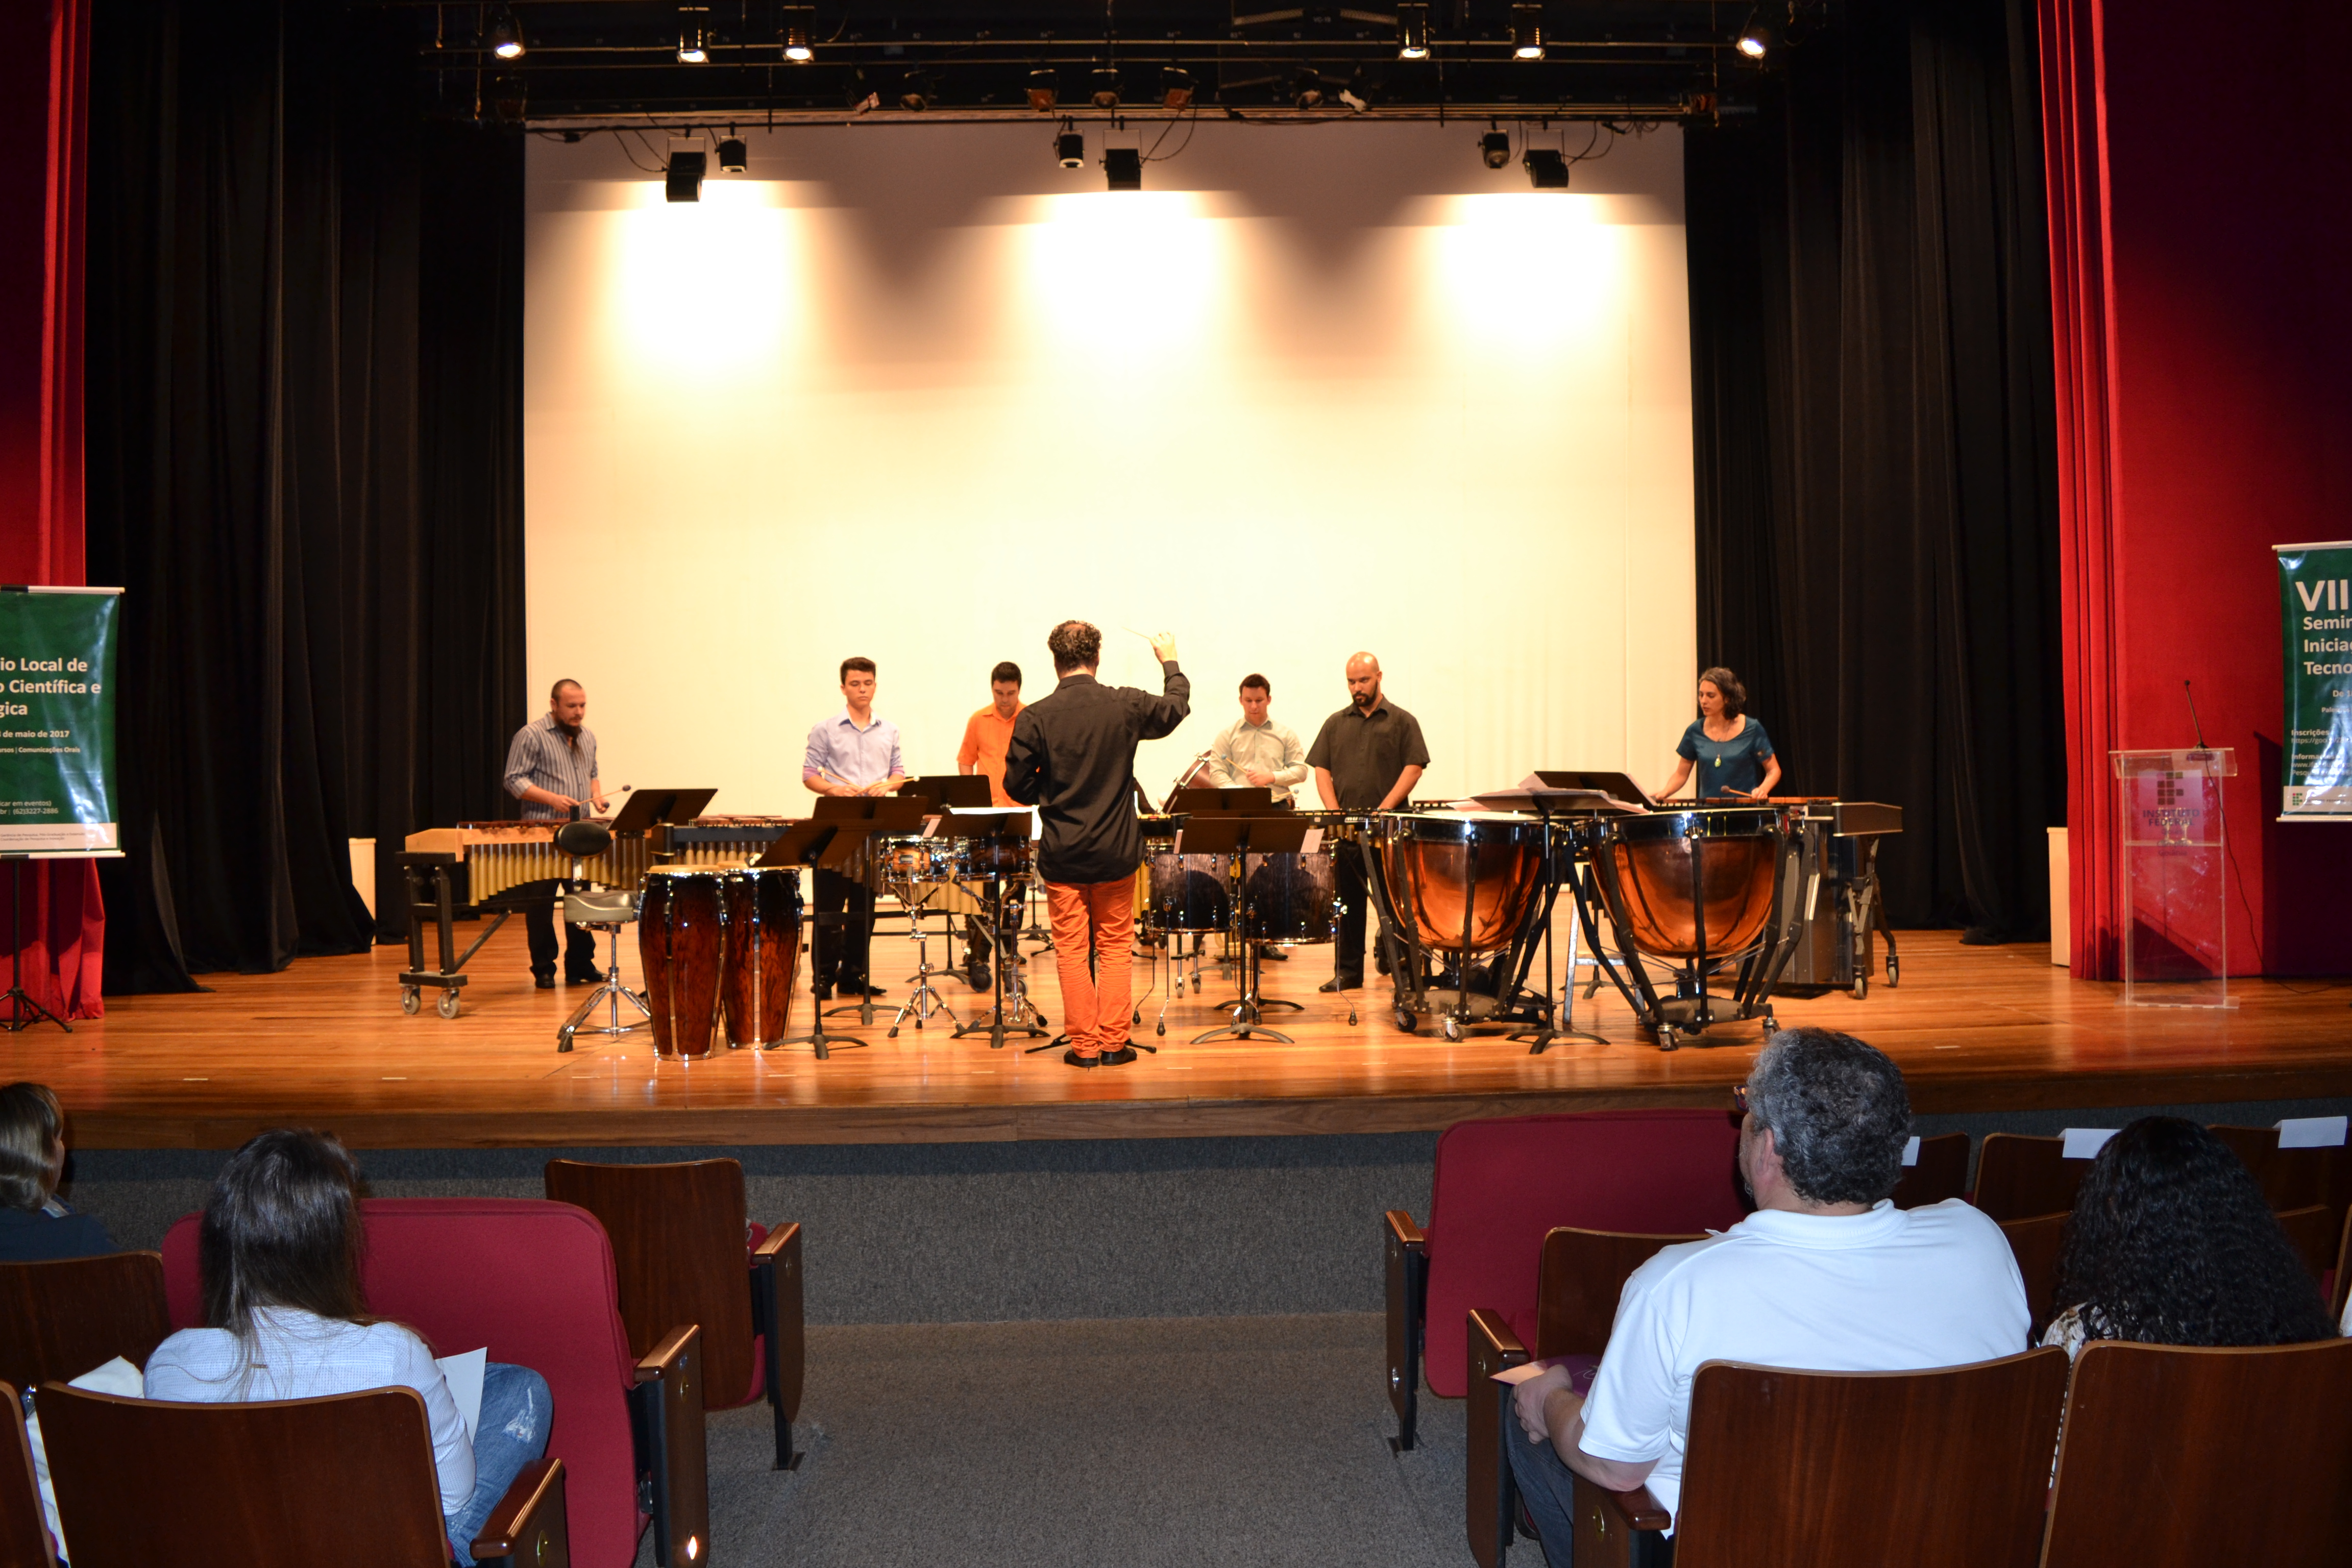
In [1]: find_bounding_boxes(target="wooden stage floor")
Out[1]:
[8,923,2351,1149]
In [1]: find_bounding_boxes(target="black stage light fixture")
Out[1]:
[491,74,526,124]
[1162,66,1194,110]
[782,5,814,61]
[1398,2,1429,59]
[718,135,748,174]
[1523,148,1569,188]
[1029,67,1059,111]
[1293,69,1325,109]
[1511,3,1545,59]
[1090,66,1121,108]
[1056,127,1086,168]
[488,4,524,60]
[678,7,709,64]
[1736,8,1780,59]
[1480,129,1512,169]
[1104,146,1142,190]
[666,150,707,202]
[899,70,934,111]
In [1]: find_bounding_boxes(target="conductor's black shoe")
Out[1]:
[1320,976,1361,993]
[534,975,556,990]
[837,982,887,998]
[566,971,601,986]
[1097,1045,1139,1066]
[1262,948,1289,962]
[1063,1048,1101,1068]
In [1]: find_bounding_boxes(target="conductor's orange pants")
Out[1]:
[1044,878,1135,1057]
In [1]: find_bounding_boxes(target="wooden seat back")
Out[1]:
[1972,1133,2089,1221]
[2211,1125,2352,1238]
[1996,1211,2070,1327]
[2043,1338,2352,1567]
[2335,1204,2352,1325]
[36,1383,452,1567]
[0,1254,171,1391]
[1533,1227,1705,1359]
[544,1158,755,1413]
[2,1381,55,1567]
[1891,1132,1970,1209]
[2273,1202,2334,1287]
[1669,1350,2069,1568]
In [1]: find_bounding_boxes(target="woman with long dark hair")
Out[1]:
[1656,666,1781,801]
[143,1130,553,1564]
[2042,1116,2336,1353]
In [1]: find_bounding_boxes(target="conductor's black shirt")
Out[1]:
[1003,663,1191,884]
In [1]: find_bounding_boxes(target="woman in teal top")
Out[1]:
[1659,667,1780,801]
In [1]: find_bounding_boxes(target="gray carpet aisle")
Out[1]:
[642,1313,1478,1568]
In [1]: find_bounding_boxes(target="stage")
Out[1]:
[8,925,2351,1150]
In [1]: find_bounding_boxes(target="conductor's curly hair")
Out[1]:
[2047,1116,2336,1346]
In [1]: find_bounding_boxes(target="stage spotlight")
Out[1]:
[487,4,524,60]
[1398,3,1429,59]
[1056,127,1086,167]
[1104,146,1142,191]
[1029,68,1059,111]
[1523,148,1569,188]
[899,71,934,111]
[1479,129,1511,169]
[678,7,709,64]
[1162,66,1194,110]
[1293,69,1325,109]
[1511,4,1545,59]
[491,74,526,124]
[782,5,814,61]
[666,150,706,202]
[1735,9,1780,58]
[1090,67,1120,109]
[717,135,747,174]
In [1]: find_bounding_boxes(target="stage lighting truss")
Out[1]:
[666,149,707,202]
[1511,4,1545,60]
[1523,147,1569,188]
[1398,3,1430,60]
[487,4,524,60]
[781,5,814,61]
[677,5,709,64]
[1103,146,1142,191]
[1479,128,1512,169]
[1055,121,1085,168]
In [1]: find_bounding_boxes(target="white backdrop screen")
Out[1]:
[524,120,1695,814]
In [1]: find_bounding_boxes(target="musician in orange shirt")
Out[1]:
[955,662,1025,989]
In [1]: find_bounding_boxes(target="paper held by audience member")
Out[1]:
[2277,1115,2349,1149]
[2061,1126,2120,1160]
[437,1347,488,1444]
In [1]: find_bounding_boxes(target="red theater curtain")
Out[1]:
[2036,0,2120,979]
[0,0,104,1019]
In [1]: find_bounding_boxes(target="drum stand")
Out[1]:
[952,873,1050,1048]
[887,886,958,1038]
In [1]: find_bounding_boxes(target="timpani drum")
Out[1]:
[637,866,726,1058]
[1373,811,1550,953]
[718,867,801,1048]
[1583,805,1788,961]
[1145,852,1232,934]
[1241,851,1339,946]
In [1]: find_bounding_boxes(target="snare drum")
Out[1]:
[1145,852,1232,934]
[1373,811,1550,953]
[637,866,726,1058]
[1241,851,1338,945]
[881,836,956,885]
[719,867,802,1048]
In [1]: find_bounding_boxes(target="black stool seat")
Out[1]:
[554,820,613,858]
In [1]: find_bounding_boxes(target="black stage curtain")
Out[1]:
[1685,0,2063,940]
[85,0,526,985]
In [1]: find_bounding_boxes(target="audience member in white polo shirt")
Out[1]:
[1505,1028,2030,1558]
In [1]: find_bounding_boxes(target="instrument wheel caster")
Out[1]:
[1393,1007,1416,1033]
[1760,1009,1778,1035]
[437,990,461,1020]
[1443,1017,1463,1042]
[400,986,421,1016]
[1156,1020,1166,1037]
[1658,1025,1680,1052]
[1885,953,1900,987]
[1851,975,1869,1001]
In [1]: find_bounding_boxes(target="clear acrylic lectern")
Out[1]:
[2112,748,2236,1008]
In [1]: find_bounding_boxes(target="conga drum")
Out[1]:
[638,866,725,1058]
[719,867,802,1048]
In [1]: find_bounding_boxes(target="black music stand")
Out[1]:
[754,820,872,1059]
[1474,788,1617,1054]
[1183,815,1312,1046]
[1170,786,1278,815]
[2,856,67,1033]
[903,775,992,810]
[608,788,719,834]
[809,795,929,1027]
[941,812,1051,1049]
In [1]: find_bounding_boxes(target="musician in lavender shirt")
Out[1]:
[801,656,907,998]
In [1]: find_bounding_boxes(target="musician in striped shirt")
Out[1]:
[503,679,609,989]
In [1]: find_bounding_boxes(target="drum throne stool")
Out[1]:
[554,820,652,1052]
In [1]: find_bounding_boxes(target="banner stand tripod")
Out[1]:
[3,856,69,1034]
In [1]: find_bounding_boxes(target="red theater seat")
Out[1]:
[163,1198,705,1568]
[1383,1109,1746,1449]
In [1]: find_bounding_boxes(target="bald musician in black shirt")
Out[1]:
[1001,620,1190,1067]
[1308,650,1430,992]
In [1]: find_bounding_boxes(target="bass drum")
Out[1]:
[1145,852,1231,935]
[638,867,726,1058]
[719,867,802,1048]
[1586,805,1789,961]
[1373,811,1550,953]
[1241,851,1338,945]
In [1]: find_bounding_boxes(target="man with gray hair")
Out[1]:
[1504,1028,2028,1557]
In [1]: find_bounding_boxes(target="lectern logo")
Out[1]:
[2297,578,2352,612]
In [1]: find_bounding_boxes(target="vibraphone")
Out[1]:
[395,816,795,1016]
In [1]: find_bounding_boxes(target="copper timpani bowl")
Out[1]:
[1370,811,1550,953]
[1584,805,1791,961]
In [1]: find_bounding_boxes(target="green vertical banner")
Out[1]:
[2278,542,2352,818]
[0,587,120,853]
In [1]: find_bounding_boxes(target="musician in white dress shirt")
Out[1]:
[1205,675,1309,805]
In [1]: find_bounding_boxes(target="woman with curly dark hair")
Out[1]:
[2042,1116,2336,1354]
